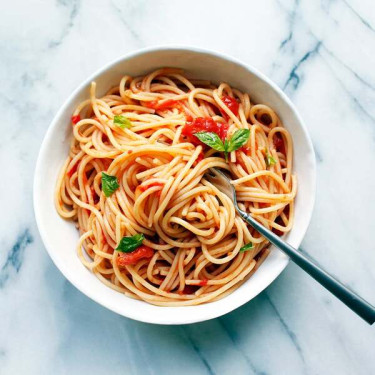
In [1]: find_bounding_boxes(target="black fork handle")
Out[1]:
[239,210,375,325]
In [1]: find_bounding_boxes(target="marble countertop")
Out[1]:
[1,0,374,374]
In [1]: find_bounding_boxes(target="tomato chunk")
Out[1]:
[221,96,239,116]
[157,99,178,110]
[198,279,208,286]
[145,100,158,109]
[71,115,80,124]
[117,245,154,267]
[239,146,250,154]
[182,117,228,145]
[145,99,181,111]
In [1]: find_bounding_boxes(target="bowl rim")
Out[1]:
[33,45,316,324]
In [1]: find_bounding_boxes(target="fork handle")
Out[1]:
[239,210,375,325]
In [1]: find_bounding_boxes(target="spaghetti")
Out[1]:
[55,68,296,306]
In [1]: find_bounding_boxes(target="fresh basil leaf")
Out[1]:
[116,233,145,253]
[240,242,254,252]
[194,132,225,151]
[114,115,132,129]
[265,150,276,167]
[227,129,250,152]
[224,139,229,161]
[102,172,119,197]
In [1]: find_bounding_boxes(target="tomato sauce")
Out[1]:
[221,95,239,116]
[138,181,165,193]
[67,161,80,177]
[91,187,99,204]
[198,279,208,286]
[193,151,205,166]
[71,115,80,124]
[272,216,284,236]
[239,146,250,154]
[145,99,182,111]
[117,245,154,267]
[178,285,199,295]
[82,172,88,185]
[182,117,228,145]
[274,134,286,155]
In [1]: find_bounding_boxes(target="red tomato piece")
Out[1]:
[117,245,154,267]
[222,95,239,116]
[181,117,228,145]
[71,115,81,124]
[156,99,178,110]
[239,146,250,154]
[145,99,182,111]
[198,279,208,286]
[144,100,158,109]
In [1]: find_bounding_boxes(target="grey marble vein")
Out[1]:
[182,328,215,375]
[48,0,80,49]
[319,52,375,124]
[320,43,375,92]
[283,41,321,91]
[0,230,33,288]
[278,0,300,52]
[264,292,306,365]
[342,0,375,33]
[217,318,266,375]
[111,1,145,44]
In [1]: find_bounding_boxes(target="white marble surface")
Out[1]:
[1,0,374,373]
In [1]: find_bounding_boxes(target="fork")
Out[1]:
[205,168,375,325]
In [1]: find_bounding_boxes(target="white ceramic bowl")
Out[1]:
[34,46,316,325]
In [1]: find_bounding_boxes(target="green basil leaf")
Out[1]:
[194,132,225,151]
[224,139,229,161]
[265,150,276,167]
[240,242,254,252]
[224,139,229,151]
[116,233,145,253]
[227,129,250,152]
[114,115,132,129]
[102,172,119,197]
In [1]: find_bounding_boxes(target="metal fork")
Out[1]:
[205,168,375,325]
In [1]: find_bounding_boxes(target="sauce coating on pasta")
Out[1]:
[55,68,296,306]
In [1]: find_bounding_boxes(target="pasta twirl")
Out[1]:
[55,68,296,306]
